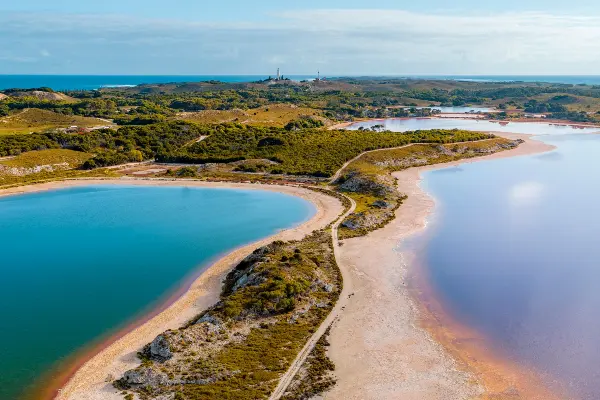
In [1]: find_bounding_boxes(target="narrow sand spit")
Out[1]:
[0,179,343,400]
[325,133,560,400]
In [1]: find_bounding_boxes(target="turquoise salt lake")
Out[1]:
[352,118,600,399]
[0,185,314,400]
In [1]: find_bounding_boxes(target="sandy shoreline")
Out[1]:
[325,132,561,399]
[0,179,343,400]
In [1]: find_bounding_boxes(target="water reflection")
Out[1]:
[349,118,600,136]
[535,151,563,162]
[403,106,493,113]
[429,166,464,174]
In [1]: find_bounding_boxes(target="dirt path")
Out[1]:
[269,194,356,400]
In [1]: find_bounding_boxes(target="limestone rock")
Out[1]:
[224,244,277,294]
[196,313,224,333]
[372,200,391,209]
[123,367,169,387]
[149,335,172,361]
[341,216,363,230]
[338,172,391,196]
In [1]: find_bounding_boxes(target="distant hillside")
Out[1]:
[177,104,327,127]
[0,108,110,135]
[5,90,74,102]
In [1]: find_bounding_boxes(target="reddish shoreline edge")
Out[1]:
[402,156,570,399]
[407,241,569,399]
[28,245,242,400]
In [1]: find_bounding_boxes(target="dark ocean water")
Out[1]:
[0,185,314,400]
[0,75,317,91]
[1,75,600,91]
[406,75,600,85]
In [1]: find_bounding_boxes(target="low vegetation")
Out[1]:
[280,327,336,400]
[0,108,108,135]
[0,149,92,169]
[0,121,204,167]
[0,167,119,190]
[159,124,492,177]
[178,104,326,128]
[0,121,492,179]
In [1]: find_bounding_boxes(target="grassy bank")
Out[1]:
[0,109,108,135]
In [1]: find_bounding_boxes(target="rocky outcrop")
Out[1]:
[196,313,224,333]
[372,200,392,209]
[0,163,70,176]
[452,139,524,155]
[373,156,429,169]
[9,90,73,101]
[435,144,455,156]
[149,335,172,361]
[341,217,363,230]
[341,208,397,232]
[222,244,280,295]
[123,367,169,387]
[337,171,391,196]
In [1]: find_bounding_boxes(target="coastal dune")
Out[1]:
[324,132,559,400]
[5,180,343,400]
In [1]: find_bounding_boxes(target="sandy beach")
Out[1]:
[0,179,343,400]
[324,132,562,400]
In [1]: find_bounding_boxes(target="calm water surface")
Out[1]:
[0,75,318,91]
[349,118,600,135]
[411,127,600,398]
[0,185,314,400]
[404,106,493,113]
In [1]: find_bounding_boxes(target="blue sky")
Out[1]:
[2,1,600,74]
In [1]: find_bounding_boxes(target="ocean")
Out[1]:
[406,75,600,85]
[0,185,314,400]
[1,75,600,91]
[0,75,318,91]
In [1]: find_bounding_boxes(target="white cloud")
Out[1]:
[509,182,545,206]
[2,10,600,74]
